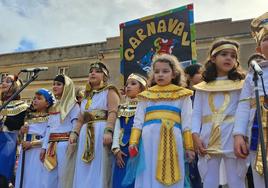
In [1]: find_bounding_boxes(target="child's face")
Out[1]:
[190,69,203,85]
[257,35,268,59]
[1,76,13,93]
[32,94,49,112]
[212,49,237,77]
[125,79,142,98]
[88,68,104,87]
[52,81,64,98]
[153,61,174,86]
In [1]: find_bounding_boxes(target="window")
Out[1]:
[58,66,69,75]
[0,72,9,83]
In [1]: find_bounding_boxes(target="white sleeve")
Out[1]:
[233,76,252,136]
[42,121,50,149]
[133,101,146,130]
[192,90,203,134]
[71,104,81,128]
[111,119,121,150]
[181,96,193,132]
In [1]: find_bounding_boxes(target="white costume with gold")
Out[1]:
[129,84,193,188]
[42,75,80,188]
[233,63,268,188]
[192,77,247,188]
[15,113,49,188]
[73,86,119,188]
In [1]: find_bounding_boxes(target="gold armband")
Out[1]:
[30,140,42,148]
[183,130,194,150]
[129,128,141,145]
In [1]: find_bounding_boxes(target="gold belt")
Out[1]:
[49,132,70,142]
[202,114,234,124]
[44,132,70,171]
[145,108,181,186]
[82,110,107,163]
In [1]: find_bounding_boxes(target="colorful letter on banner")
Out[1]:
[120,4,196,83]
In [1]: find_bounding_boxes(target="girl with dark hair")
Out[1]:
[0,75,27,188]
[71,62,120,188]
[184,63,203,90]
[192,39,246,188]
[40,75,80,188]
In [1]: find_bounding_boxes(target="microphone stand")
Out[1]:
[0,71,41,188]
[253,70,268,188]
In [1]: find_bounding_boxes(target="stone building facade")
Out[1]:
[0,18,257,101]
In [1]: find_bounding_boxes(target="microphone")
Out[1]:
[21,67,48,73]
[248,53,265,76]
[250,60,263,76]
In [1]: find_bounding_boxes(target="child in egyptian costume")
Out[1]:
[0,75,27,187]
[40,75,80,188]
[15,88,55,188]
[127,54,195,188]
[71,62,120,188]
[191,39,247,188]
[111,73,147,188]
[234,12,268,188]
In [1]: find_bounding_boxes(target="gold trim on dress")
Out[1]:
[145,109,182,185]
[26,112,49,124]
[254,100,268,175]
[204,92,231,155]
[138,84,193,101]
[0,100,28,116]
[193,80,244,92]
[183,130,194,151]
[82,110,107,163]
[129,128,141,145]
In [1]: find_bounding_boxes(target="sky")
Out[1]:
[0,0,267,54]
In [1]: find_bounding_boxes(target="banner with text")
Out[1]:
[120,4,196,83]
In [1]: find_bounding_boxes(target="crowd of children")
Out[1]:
[0,12,268,188]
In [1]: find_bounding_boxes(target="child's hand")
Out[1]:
[234,135,249,159]
[103,132,113,146]
[185,150,195,163]
[40,149,46,162]
[128,145,138,158]
[20,124,29,135]
[22,141,31,151]
[66,143,77,157]
[116,150,127,168]
[69,131,78,144]
[192,133,207,156]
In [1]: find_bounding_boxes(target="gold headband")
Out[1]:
[127,73,147,87]
[251,12,268,44]
[90,63,108,77]
[211,44,238,57]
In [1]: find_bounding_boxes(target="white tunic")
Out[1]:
[233,66,268,136]
[15,120,48,188]
[73,89,113,188]
[192,80,241,157]
[133,97,192,188]
[233,65,268,188]
[43,104,80,188]
[192,77,248,183]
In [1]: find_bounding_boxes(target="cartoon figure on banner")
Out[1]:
[137,38,179,73]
